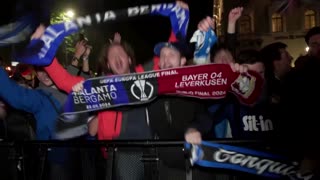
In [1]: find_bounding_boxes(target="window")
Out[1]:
[239,15,252,34]
[272,13,283,32]
[304,10,316,30]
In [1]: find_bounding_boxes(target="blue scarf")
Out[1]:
[15,3,189,65]
[61,64,264,115]
[190,29,217,65]
[185,141,313,179]
[0,14,38,46]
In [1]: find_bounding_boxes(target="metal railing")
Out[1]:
[0,139,273,180]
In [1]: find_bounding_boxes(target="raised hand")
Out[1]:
[176,0,189,10]
[30,24,46,39]
[108,32,121,44]
[228,7,244,24]
[83,45,92,59]
[185,128,202,145]
[113,32,121,43]
[74,40,87,58]
[198,16,215,32]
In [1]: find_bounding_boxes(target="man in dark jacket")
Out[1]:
[279,55,320,178]
[144,39,214,179]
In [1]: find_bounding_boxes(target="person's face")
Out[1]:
[308,34,320,58]
[107,45,131,75]
[213,49,234,64]
[36,70,53,87]
[159,47,186,69]
[274,48,292,78]
[245,62,265,78]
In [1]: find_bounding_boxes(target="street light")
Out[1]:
[65,9,75,19]
[62,9,75,66]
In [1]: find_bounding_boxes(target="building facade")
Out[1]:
[214,0,320,62]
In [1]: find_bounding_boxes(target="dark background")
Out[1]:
[0,0,213,68]
[65,0,214,66]
[0,0,257,68]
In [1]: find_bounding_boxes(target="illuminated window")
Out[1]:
[304,10,316,30]
[239,15,252,34]
[272,13,283,32]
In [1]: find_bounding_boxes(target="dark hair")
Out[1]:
[237,49,262,65]
[305,26,320,44]
[260,42,287,63]
[33,65,44,72]
[15,63,32,73]
[294,54,320,71]
[97,41,136,75]
[10,73,28,84]
[210,43,233,59]
[259,42,287,77]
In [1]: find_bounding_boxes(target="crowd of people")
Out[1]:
[0,0,319,179]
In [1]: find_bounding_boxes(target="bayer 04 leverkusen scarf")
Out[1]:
[62,63,263,115]
[15,2,189,65]
[185,141,314,180]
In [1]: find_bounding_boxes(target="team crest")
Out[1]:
[130,79,154,101]
[231,72,256,98]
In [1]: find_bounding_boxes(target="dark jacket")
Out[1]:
[148,96,211,140]
[279,57,320,156]
[148,96,212,169]
[204,92,277,140]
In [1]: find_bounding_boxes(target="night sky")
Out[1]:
[0,0,213,67]
[55,0,213,65]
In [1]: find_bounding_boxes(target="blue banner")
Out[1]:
[15,3,189,66]
[185,141,313,179]
[0,14,38,46]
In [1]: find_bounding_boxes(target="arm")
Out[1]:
[71,40,87,67]
[189,98,231,135]
[66,44,91,79]
[44,58,84,93]
[185,101,214,145]
[227,7,244,34]
[185,101,228,144]
[82,58,89,73]
[152,1,189,43]
[66,65,80,76]
[225,33,237,57]
[191,16,217,65]
[149,5,191,69]
[226,7,243,56]
[88,116,98,136]
[188,101,215,134]
[65,64,91,79]
[81,45,92,74]
[0,67,44,113]
[167,0,189,42]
